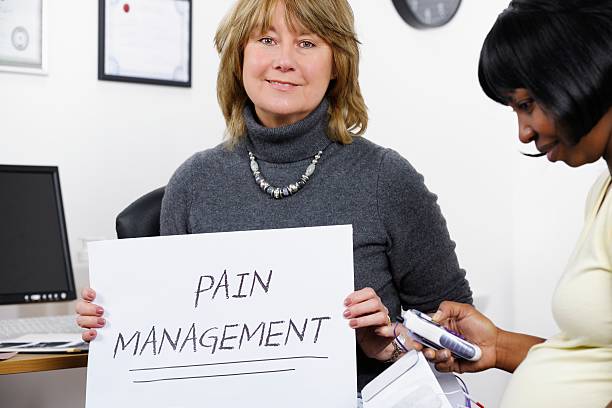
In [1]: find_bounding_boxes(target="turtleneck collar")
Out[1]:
[243,99,333,163]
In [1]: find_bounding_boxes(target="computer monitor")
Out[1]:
[0,165,76,305]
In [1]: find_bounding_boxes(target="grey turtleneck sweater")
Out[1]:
[160,100,472,390]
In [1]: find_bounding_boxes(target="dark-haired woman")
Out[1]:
[419,1,612,406]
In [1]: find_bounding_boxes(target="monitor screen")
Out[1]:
[0,165,76,305]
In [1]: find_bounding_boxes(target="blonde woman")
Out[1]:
[76,0,472,392]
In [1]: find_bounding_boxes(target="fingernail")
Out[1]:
[432,310,442,321]
[343,309,351,318]
[98,317,105,326]
[96,307,104,315]
[88,289,95,298]
[344,298,351,306]
[349,319,358,328]
[425,350,434,359]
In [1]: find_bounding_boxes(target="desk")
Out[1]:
[0,353,87,375]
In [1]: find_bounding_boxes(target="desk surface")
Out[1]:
[0,352,88,375]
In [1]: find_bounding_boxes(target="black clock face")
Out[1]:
[392,0,462,28]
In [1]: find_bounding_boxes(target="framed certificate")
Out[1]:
[0,0,47,75]
[98,0,192,87]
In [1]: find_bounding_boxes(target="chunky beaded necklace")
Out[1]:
[248,150,323,199]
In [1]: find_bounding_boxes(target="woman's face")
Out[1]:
[242,3,333,128]
[509,88,612,167]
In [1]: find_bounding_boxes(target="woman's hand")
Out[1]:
[421,301,498,373]
[344,287,420,361]
[75,287,105,342]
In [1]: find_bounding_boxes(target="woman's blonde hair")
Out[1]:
[214,0,368,145]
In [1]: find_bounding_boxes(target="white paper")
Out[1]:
[86,225,356,408]
[104,0,190,82]
[361,351,454,408]
[0,0,43,68]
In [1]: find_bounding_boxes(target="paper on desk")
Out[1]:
[86,225,356,408]
[0,352,17,360]
[0,334,88,353]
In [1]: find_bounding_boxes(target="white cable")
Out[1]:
[443,389,464,396]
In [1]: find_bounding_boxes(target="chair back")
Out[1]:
[116,187,165,239]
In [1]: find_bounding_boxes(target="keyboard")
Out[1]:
[0,315,81,340]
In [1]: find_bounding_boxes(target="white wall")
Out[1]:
[1,0,606,407]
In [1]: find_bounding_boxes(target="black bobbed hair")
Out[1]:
[478,0,612,144]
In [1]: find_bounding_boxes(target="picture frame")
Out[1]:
[98,0,192,87]
[0,0,48,75]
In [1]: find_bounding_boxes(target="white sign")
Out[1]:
[86,225,356,408]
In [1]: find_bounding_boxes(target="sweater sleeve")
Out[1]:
[377,149,472,312]
[160,154,197,236]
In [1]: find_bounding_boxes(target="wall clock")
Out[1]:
[392,0,462,28]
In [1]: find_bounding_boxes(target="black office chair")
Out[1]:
[115,187,166,239]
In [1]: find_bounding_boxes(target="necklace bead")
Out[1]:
[248,150,323,199]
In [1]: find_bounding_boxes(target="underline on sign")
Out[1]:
[132,368,296,383]
[129,355,328,372]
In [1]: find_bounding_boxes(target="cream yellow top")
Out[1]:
[500,172,612,407]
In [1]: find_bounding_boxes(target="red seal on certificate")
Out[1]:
[123,3,130,13]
